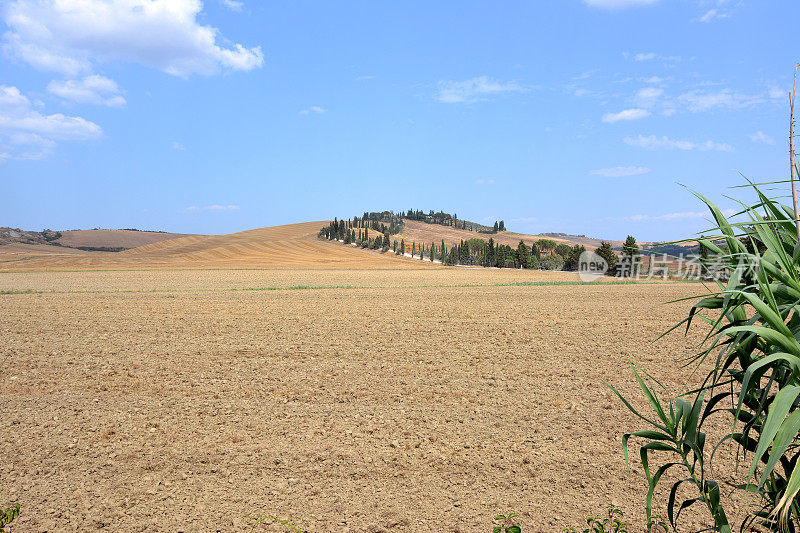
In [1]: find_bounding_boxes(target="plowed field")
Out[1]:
[0,263,752,532]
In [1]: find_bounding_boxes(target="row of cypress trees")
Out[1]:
[320,218,638,272]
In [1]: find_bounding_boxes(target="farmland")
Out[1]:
[0,241,751,532]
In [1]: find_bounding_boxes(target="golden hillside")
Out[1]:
[0,221,425,271]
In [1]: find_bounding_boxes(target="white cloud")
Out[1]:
[639,76,664,84]
[624,52,681,64]
[628,86,779,116]
[2,0,264,77]
[298,106,325,115]
[698,8,731,23]
[573,70,597,81]
[699,9,718,22]
[624,134,734,152]
[583,0,659,8]
[356,75,375,81]
[602,108,650,123]
[750,131,775,145]
[47,75,126,107]
[172,141,186,151]
[590,166,651,178]
[0,132,56,162]
[220,0,243,11]
[769,86,785,100]
[677,89,769,112]
[182,204,240,212]
[634,87,664,108]
[474,178,496,185]
[435,76,525,104]
[0,85,101,161]
[624,211,706,222]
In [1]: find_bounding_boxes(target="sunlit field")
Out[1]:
[0,266,746,531]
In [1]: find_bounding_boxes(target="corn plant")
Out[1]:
[0,360,19,532]
[0,502,19,530]
[563,505,628,533]
[494,512,521,533]
[565,506,667,533]
[609,181,800,531]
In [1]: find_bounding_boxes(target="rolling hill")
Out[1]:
[0,217,683,272]
[393,220,625,251]
[0,227,190,250]
[0,221,429,271]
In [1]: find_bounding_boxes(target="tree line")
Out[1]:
[320,216,641,274]
[401,209,503,234]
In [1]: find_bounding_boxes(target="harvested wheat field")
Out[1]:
[0,222,423,272]
[0,243,756,532]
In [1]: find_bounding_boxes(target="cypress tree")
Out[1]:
[621,235,640,277]
[517,240,531,269]
[595,241,618,275]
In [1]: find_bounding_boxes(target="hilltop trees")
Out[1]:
[319,214,632,274]
[321,216,566,270]
[404,209,500,233]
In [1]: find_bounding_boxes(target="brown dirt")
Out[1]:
[0,264,755,532]
[0,243,91,258]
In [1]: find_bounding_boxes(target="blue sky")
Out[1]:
[0,0,796,241]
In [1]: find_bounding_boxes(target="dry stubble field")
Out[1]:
[0,266,753,532]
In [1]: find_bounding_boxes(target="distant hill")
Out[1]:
[0,227,191,252]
